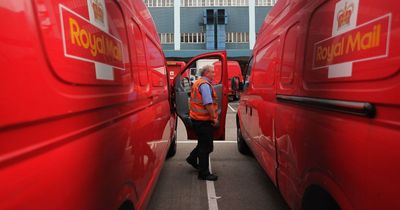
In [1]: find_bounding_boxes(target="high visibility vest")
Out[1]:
[189,78,218,121]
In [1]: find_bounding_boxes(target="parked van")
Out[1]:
[235,0,400,209]
[0,1,177,210]
[214,61,243,100]
[166,61,187,87]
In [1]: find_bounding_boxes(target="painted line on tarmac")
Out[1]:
[177,141,236,143]
[228,104,237,112]
[207,157,219,210]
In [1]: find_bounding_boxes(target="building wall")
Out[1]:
[180,8,206,32]
[147,3,274,59]
[255,7,271,32]
[148,8,174,33]
[225,7,249,32]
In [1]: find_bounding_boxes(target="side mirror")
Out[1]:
[231,76,243,91]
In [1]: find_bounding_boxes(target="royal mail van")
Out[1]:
[167,61,187,87]
[214,61,244,100]
[0,1,177,210]
[235,0,400,209]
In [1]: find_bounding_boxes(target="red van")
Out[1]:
[214,61,244,100]
[166,61,187,87]
[235,0,400,209]
[0,1,177,210]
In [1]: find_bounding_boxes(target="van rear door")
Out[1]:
[174,51,229,140]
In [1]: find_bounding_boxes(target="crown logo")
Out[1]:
[337,2,353,29]
[92,0,104,24]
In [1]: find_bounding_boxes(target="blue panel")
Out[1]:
[224,7,248,32]
[181,8,205,32]
[206,24,215,50]
[217,25,225,49]
[161,44,174,50]
[181,44,206,50]
[226,43,249,49]
[255,7,272,32]
[148,8,174,33]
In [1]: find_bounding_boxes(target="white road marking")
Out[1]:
[228,104,236,112]
[207,157,219,210]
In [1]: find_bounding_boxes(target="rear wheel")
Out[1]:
[237,123,251,155]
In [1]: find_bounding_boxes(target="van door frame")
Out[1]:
[173,51,229,140]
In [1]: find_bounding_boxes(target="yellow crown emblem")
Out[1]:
[337,2,353,28]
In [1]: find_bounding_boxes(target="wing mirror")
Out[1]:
[231,76,243,91]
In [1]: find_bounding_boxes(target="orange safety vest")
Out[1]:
[189,78,218,121]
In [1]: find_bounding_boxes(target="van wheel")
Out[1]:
[302,185,340,210]
[237,125,251,155]
[167,130,177,158]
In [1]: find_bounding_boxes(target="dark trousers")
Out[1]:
[188,119,214,176]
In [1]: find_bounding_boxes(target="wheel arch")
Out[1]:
[300,170,354,210]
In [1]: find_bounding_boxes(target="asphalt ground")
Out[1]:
[147,102,290,210]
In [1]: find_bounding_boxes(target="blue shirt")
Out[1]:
[199,77,213,105]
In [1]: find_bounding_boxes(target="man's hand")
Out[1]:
[212,118,219,127]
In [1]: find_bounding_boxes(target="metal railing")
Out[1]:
[226,32,249,43]
[144,0,173,7]
[159,33,174,44]
[256,0,278,6]
[181,32,205,43]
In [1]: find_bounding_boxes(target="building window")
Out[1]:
[144,0,173,7]
[159,33,174,44]
[181,32,205,43]
[226,32,249,43]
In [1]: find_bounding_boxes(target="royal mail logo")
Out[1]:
[337,2,353,29]
[91,0,105,24]
[313,14,390,70]
[60,5,124,70]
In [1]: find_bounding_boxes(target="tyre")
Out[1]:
[237,124,251,155]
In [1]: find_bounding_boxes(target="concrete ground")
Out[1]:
[147,102,290,210]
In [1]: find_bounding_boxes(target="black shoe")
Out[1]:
[198,173,218,181]
[186,157,199,169]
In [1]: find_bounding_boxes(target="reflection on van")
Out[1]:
[0,1,176,210]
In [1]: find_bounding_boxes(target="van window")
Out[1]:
[281,23,300,86]
[130,20,149,86]
[252,38,280,88]
[145,36,167,87]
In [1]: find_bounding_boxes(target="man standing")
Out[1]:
[186,65,219,181]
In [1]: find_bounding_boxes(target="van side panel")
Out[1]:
[301,1,400,209]
[274,0,400,209]
[0,0,173,209]
[245,0,400,209]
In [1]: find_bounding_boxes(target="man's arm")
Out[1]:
[205,104,217,119]
[205,104,218,126]
[199,83,219,126]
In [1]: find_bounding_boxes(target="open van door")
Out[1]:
[173,51,229,140]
